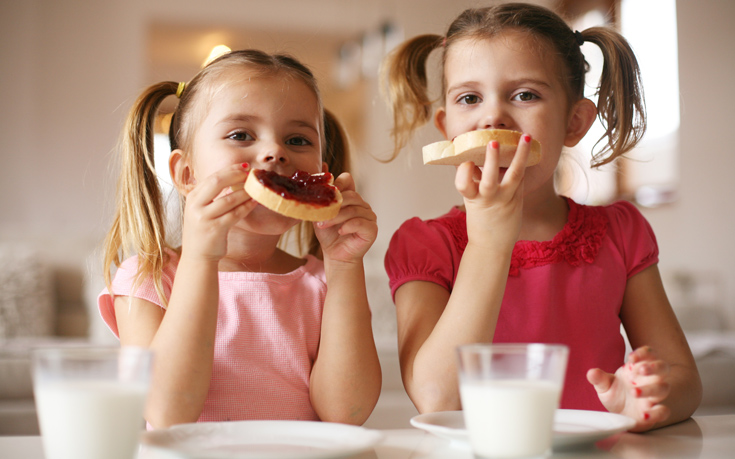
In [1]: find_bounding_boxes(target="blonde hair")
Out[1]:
[103,49,350,305]
[382,2,646,167]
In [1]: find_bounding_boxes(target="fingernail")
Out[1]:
[242,162,250,169]
[644,412,650,420]
[523,134,531,143]
[490,140,499,149]
[635,387,642,397]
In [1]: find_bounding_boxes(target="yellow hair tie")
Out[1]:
[176,82,186,99]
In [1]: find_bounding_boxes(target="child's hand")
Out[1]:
[587,346,672,432]
[455,135,531,251]
[314,172,377,265]
[180,164,255,263]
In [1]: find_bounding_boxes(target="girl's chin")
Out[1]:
[241,204,300,233]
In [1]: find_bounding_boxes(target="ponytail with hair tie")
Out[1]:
[382,34,444,162]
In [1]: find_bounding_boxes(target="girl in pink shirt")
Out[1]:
[382,3,700,432]
[99,50,380,428]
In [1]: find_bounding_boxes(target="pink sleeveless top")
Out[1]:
[98,251,326,422]
[385,198,658,411]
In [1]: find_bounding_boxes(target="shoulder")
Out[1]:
[114,250,178,282]
[599,200,656,240]
[301,255,327,286]
[390,207,466,249]
[583,199,659,276]
[104,249,179,301]
[385,209,463,297]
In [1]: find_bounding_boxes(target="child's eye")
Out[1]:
[457,94,481,105]
[513,92,538,102]
[228,131,254,141]
[286,136,312,147]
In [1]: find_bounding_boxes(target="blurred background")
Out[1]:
[1,0,734,433]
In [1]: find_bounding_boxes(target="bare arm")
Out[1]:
[115,163,253,428]
[587,264,702,431]
[310,259,381,424]
[115,257,220,428]
[309,172,381,425]
[395,138,530,413]
[395,243,511,412]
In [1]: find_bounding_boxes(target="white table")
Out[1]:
[2,415,733,458]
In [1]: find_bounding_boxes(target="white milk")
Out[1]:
[460,379,561,458]
[34,380,148,459]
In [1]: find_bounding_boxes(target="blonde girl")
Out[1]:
[382,3,700,432]
[99,50,381,428]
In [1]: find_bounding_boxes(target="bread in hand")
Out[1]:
[422,129,541,167]
[244,169,342,222]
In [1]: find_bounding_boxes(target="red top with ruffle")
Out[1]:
[385,198,658,411]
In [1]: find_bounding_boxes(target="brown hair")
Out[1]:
[103,49,349,304]
[382,2,646,167]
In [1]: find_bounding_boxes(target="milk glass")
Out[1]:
[457,343,569,459]
[33,347,153,459]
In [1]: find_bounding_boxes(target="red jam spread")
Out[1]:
[255,169,337,206]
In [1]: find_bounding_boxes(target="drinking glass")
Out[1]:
[33,346,153,459]
[457,343,569,459]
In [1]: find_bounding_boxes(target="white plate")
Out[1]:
[140,420,384,458]
[410,409,635,450]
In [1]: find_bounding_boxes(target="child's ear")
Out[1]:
[434,107,449,140]
[322,161,329,174]
[564,98,597,147]
[169,149,196,196]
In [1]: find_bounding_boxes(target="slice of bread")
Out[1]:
[423,129,541,167]
[244,169,342,222]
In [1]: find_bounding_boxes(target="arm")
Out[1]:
[115,163,253,428]
[587,264,702,431]
[395,138,530,413]
[114,257,220,427]
[309,172,381,425]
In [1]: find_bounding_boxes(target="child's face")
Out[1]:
[178,71,324,234]
[435,30,584,194]
[191,72,324,181]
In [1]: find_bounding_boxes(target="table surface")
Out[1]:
[2,414,733,458]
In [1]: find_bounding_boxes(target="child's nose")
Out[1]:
[479,105,510,130]
[258,141,289,165]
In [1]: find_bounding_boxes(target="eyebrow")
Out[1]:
[446,77,554,95]
[217,115,320,134]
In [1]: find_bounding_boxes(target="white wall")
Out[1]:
[1,0,734,338]
[645,0,735,327]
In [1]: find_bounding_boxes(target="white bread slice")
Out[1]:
[423,129,541,167]
[244,169,342,222]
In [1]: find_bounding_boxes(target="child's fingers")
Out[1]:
[630,403,670,432]
[189,164,250,205]
[501,134,531,186]
[627,345,657,365]
[632,379,670,404]
[331,215,378,240]
[481,140,500,173]
[333,171,356,194]
[316,189,375,229]
[477,140,500,196]
[586,368,614,394]
[455,161,479,199]
[633,359,670,378]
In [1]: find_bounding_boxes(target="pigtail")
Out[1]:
[103,81,178,305]
[582,27,647,167]
[381,34,444,162]
[323,109,351,180]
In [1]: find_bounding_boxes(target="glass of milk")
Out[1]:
[32,346,153,459]
[457,343,568,459]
